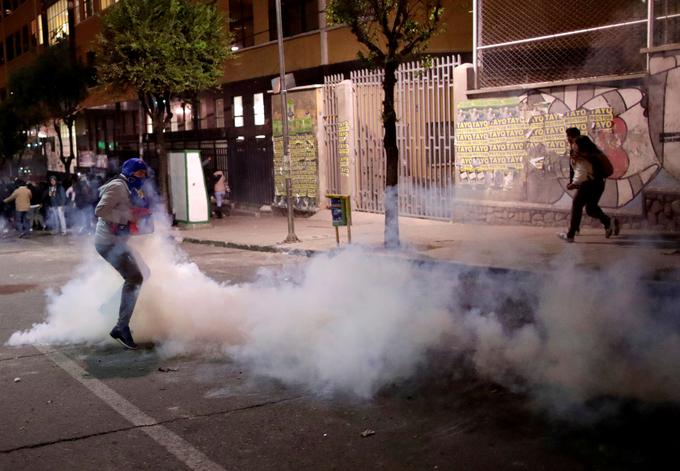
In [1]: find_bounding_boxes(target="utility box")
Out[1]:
[327,194,352,244]
[169,150,210,224]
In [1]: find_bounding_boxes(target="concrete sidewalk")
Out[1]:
[174,210,680,282]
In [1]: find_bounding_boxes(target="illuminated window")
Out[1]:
[31,16,42,46]
[253,93,265,125]
[100,0,119,11]
[79,0,94,22]
[47,0,69,45]
[233,96,244,127]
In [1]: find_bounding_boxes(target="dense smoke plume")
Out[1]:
[7,215,680,411]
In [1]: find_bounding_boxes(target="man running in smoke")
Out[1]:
[94,158,151,349]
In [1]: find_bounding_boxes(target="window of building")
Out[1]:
[5,35,14,61]
[100,0,118,11]
[14,31,21,57]
[31,17,42,46]
[21,24,29,52]
[216,98,225,128]
[268,0,318,40]
[2,0,16,17]
[253,93,265,125]
[229,0,254,49]
[233,96,244,127]
[46,0,69,45]
[78,0,94,22]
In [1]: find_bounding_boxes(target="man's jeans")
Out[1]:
[214,191,225,208]
[15,211,29,235]
[49,206,67,234]
[95,243,144,329]
[568,179,611,238]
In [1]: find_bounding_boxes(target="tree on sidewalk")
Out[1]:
[34,40,92,175]
[8,39,92,175]
[0,100,29,174]
[328,0,445,249]
[95,0,231,208]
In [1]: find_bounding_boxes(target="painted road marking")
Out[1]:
[35,346,226,471]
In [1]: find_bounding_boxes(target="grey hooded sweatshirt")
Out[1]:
[94,178,132,245]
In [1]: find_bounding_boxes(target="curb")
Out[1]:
[178,236,680,288]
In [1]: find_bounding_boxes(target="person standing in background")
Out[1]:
[212,170,229,218]
[3,180,32,238]
[47,176,68,235]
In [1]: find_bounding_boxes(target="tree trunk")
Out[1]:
[66,117,75,175]
[54,120,68,175]
[382,61,400,249]
[153,118,170,212]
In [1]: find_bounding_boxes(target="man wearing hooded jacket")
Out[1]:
[94,158,151,349]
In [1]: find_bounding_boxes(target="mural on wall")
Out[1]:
[456,54,680,209]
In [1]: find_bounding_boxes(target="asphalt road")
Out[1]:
[0,235,676,470]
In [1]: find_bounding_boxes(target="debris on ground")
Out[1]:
[360,429,376,437]
[158,367,179,373]
[13,377,21,383]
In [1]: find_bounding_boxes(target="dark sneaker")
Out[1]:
[605,224,613,238]
[558,232,574,243]
[110,326,138,350]
[612,217,621,236]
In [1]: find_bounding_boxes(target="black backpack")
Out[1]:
[587,151,614,179]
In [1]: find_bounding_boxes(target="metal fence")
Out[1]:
[475,0,651,88]
[654,0,680,46]
[326,55,460,219]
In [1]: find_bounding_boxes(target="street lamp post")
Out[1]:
[275,0,300,243]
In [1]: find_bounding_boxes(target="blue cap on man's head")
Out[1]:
[121,158,147,177]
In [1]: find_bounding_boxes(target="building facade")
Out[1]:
[0,0,472,208]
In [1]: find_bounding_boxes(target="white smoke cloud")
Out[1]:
[6,213,680,410]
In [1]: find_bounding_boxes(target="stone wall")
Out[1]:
[452,202,646,230]
[644,191,680,232]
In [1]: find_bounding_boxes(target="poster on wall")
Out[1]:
[455,96,614,203]
[272,89,319,212]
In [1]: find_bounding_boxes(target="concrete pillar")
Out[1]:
[335,80,357,207]
[453,63,475,127]
[453,64,475,186]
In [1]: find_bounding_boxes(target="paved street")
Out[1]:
[1,235,677,470]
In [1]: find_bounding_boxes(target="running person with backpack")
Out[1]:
[559,135,620,243]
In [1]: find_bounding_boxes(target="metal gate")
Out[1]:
[227,136,274,205]
[324,55,460,219]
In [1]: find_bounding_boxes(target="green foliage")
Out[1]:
[32,40,92,124]
[0,100,28,167]
[327,0,445,66]
[5,39,92,172]
[96,0,231,99]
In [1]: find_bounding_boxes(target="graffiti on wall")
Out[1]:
[455,52,680,209]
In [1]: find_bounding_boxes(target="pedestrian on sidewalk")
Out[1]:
[47,176,68,235]
[94,158,151,349]
[212,170,229,218]
[559,135,620,243]
[3,180,32,238]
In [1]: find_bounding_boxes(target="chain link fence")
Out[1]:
[476,0,650,88]
[654,0,680,46]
